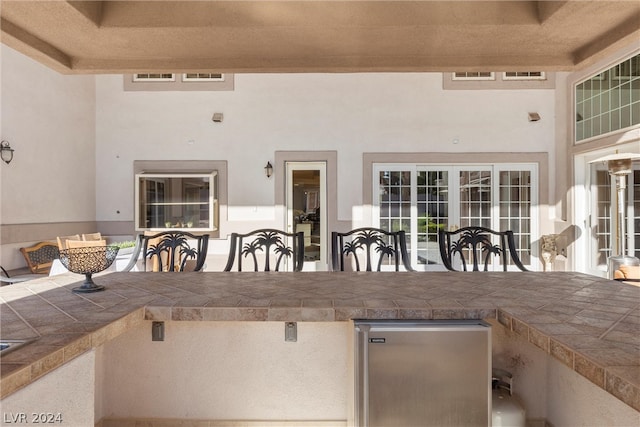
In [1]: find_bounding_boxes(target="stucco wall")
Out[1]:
[491,319,639,426]
[0,45,96,268]
[94,72,556,234]
[0,351,95,427]
[95,320,639,425]
[1,44,562,270]
[97,321,350,421]
[1,46,96,224]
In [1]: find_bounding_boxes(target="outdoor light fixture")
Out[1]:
[1,140,14,164]
[264,161,273,178]
[590,152,640,278]
[528,112,541,122]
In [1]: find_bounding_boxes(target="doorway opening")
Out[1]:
[286,162,327,270]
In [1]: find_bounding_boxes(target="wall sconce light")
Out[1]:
[1,140,14,164]
[212,112,224,123]
[264,161,273,178]
[528,112,541,122]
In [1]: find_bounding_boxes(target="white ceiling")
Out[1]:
[2,1,639,74]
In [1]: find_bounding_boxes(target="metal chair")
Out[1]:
[438,226,528,271]
[122,231,209,272]
[224,229,304,272]
[331,227,414,271]
[0,266,45,284]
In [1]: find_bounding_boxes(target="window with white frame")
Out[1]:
[444,71,555,90]
[575,53,640,142]
[124,73,234,91]
[133,73,175,82]
[452,72,495,80]
[503,71,546,80]
[182,73,224,82]
[374,163,537,271]
[135,172,218,232]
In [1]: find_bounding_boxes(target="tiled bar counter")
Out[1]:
[0,271,639,425]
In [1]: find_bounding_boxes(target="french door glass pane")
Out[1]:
[379,170,412,267]
[634,170,640,259]
[499,170,531,265]
[594,169,612,268]
[459,170,491,228]
[417,171,448,265]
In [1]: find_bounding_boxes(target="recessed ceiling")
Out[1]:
[1,1,639,74]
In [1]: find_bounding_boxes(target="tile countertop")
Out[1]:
[0,271,638,412]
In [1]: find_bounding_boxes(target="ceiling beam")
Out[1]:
[0,18,72,73]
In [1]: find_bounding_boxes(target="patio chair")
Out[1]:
[331,227,414,271]
[66,239,106,248]
[56,234,81,250]
[82,232,102,241]
[438,226,528,272]
[121,231,209,272]
[224,229,304,272]
[0,266,46,284]
[19,241,60,274]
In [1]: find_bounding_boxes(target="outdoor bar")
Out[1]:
[1,271,638,426]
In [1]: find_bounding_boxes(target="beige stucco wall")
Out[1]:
[0,46,96,224]
[0,351,95,427]
[1,320,636,425]
[491,319,640,426]
[0,45,96,268]
[2,37,637,273]
[97,321,350,422]
[94,320,639,425]
[1,41,561,270]
[94,72,557,230]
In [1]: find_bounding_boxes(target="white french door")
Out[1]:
[286,162,328,271]
[586,162,639,275]
[373,164,538,271]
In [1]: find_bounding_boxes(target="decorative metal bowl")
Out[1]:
[59,245,119,293]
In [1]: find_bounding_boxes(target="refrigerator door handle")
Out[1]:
[363,327,369,427]
[355,324,370,427]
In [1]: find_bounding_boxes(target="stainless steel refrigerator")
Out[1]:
[354,320,491,427]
